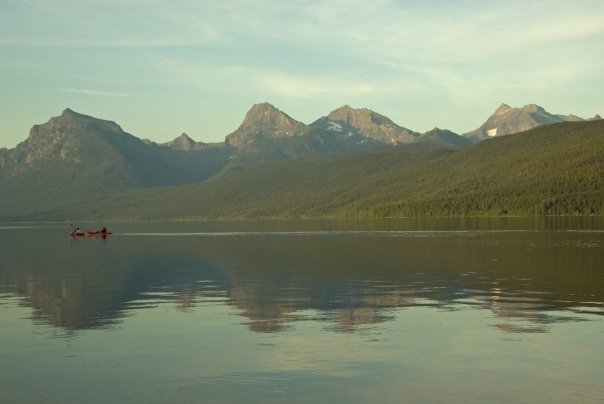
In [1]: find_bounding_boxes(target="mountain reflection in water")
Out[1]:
[1,220,602,335]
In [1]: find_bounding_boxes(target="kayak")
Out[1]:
[87,230,112,236]
[69,231,85,236]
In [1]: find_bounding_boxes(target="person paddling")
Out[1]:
[69,224,84,236]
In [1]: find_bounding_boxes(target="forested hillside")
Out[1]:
[16,120,602,221]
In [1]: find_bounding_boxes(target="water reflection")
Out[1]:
[1,222,603,335]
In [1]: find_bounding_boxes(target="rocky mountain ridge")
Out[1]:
[154,102,598,149]
[463,103,600,142]
[318,105,418,144]
[225,103,307,148]
[1,102,599,199]
[0,108,232,217]
[1,102,599,167]
[1,102,602,221]
[162,133,223,151]
[153,102,464,150]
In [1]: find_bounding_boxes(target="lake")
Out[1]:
[1,218,603,403]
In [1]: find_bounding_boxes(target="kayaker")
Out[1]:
[101,227,107,234]
[70,226,84,236]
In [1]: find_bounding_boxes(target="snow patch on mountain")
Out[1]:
[326,121,343,132]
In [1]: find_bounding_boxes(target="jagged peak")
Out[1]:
[250,102,277,111]
[60,108,91,119]
[491,103,547,117]
[421,128,441,136]
[175,132,194,142]
[329,105,367,115]
[225,102,306,147]
[243,102,287,119]
[327,105,375,121]
[241,102,297,124]
[522,104,546,113]
[39,108,125,135]
[164,132,197,151]
[422,127,457,136]
[327,105,398,128]
[331,104,354,112]
[494,103,512,115]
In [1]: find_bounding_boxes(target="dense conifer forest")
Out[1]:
[8,120,600,221]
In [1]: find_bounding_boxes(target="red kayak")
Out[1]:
[69,231,85,236]
[87,230,112,236]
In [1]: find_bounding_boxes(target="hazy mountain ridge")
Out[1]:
[218,103,467,171]
[225,103,307,148]
[320,105,418,144]
[1,109,119,172]
[464,103,601,142]
[0,109,232,217]
[15,119,602,221]
[162,133,223,151]
[159,102,471,174]
[1,102,601,220]
[417,128,473,148]
[10,109,229,186]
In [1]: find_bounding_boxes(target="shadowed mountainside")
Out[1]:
[13,120,602,221]
[1,104,602,220]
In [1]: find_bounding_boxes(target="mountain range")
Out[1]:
[0,102,602,220]
[464,103,601,142]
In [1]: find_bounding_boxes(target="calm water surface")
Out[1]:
[1,218,603,403]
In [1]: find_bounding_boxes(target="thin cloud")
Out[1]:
[254,74,379,98]
[1,0,602,148]
[60,88,135,97]
[4,1,603,62]
[252,71,424,99]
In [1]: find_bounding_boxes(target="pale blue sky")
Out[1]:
[1,0,603,148]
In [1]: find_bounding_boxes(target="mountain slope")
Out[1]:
[0,104,429,219]
[0,109,229,219]
[317,105,418,144]
[162,133,222,151]
[217,104,420,174]
[29,120,604,221]
[2,105,602,221]
[417,128,472,149]
[463,103,600,142]
[224,103,307,148]
[218,122,386,174]
[0,109,157,216]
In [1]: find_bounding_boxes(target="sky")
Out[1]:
[1,0,603,148]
